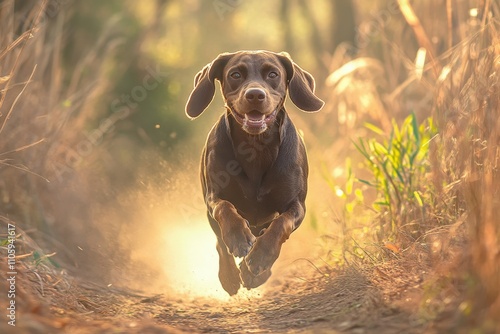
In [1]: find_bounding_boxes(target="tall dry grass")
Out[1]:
[0,0,122,270]
[1,2,108,212]
[1,1,57,233]
[322,0,500,325]
[432,17,500,317]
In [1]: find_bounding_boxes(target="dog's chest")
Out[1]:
[235,147,278,201]
[233,174,281,225]
[239,177,273,203]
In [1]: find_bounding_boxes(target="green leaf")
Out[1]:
[409,148,420,166]
[390,161,405,183]
[410,112,420,146]
[346,174,354,195]
[346,202,355,213]
[353,139,372,162]
[364,122,385,135]
[392,119,401,140]
[373,142,388,155]
[354,188,364,201]
[387,129,394,152]
[414,190,424,207]
[358,178,376,187]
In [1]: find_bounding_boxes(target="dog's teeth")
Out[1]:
[243,113,266,122]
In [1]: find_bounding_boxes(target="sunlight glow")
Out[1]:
[335,186,345,198]
[159,219,263,300]
[160,221,230,299]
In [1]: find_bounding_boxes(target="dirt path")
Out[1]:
[2,255,464,334]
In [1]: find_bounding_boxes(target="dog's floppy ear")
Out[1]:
[185,53,233,119]
[277,52,324,112]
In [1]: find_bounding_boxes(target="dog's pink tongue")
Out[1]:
[245,111,264,122]
[245,111,265,126]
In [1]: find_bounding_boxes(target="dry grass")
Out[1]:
[431,17,500,319]
[321,1,500,328]
[0,0,118,232]
[0,0,133,312]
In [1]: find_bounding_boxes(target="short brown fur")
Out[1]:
[185,50,323,295]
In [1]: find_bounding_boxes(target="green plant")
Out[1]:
[321,157,371,262]
[353,113,437,240]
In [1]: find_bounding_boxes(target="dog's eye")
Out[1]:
[230,72,241,79]
[268,71,278,79]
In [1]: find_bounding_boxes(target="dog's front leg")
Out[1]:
[244,200,305,276]
[209,197,256,258]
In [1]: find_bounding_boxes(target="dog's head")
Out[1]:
[185,50,324,135]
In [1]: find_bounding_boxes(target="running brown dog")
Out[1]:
[185,50,323,295]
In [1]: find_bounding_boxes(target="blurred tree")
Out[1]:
[330,0,357,51]
[298,0,326,73]
[65,0,187,153]
[280,0,294,52]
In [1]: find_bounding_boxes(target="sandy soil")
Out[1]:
[2,250,490,334]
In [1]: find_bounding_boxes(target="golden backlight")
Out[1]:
[159,219,263,300]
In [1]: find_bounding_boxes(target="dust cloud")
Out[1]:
[62,143,333,301]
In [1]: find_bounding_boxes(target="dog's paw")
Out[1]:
[218,263,241,296]
[223,220,256,258]
[244,235,280,276]
[239,260,272,289]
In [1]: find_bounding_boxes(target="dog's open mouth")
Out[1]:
[231,109,278,134]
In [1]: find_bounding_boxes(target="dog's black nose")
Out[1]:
[245,88,266,103]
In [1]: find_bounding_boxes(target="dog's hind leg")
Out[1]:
[216,239,241,295]
[208,213,241,295]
